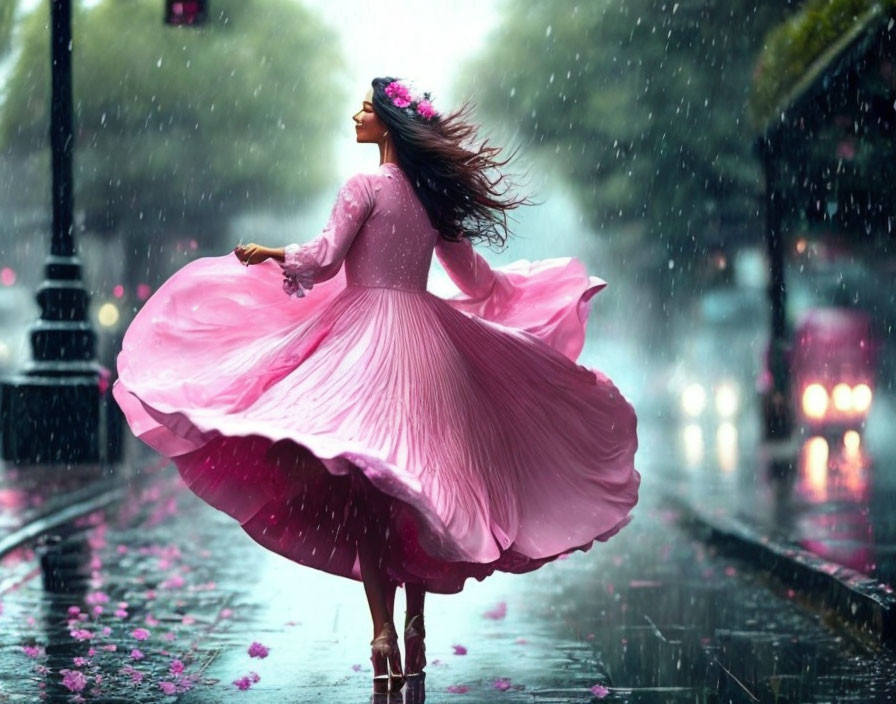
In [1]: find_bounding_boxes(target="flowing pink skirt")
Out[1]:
[113,254,639,594]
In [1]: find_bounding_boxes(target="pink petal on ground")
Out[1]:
[249,671,260,683]
[591,684,610,698]
[101,626,112,636]
[163,631,176,641]
[170,659,185,676]
[85,592,109,605]
[87,648,96,656]
[247,641,269,658]
[493,677,512,690]
[130,628,151,641]
[452,644,467,655]
[67,606,81,616]
[60,669,88,692]
[219,608,233,619]
[73,657,89,666]
[514,637,529,644]
[233,676,252,691]
[130,649,145,660]
[101,644,117,652]
[351,664,362,672]
[70,629,94,641]
[22,645,43,658]
[161,575,185,589]
[159,681,177,695]
[483,601,507,619]
[114,609,128,618]
[447,684,470,694]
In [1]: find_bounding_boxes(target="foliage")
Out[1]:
[0,1,15,57]
[1,0,344,236]
[750,0,896,130]
[465,0,795,264]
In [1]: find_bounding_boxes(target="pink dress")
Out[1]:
[113,162,640,594]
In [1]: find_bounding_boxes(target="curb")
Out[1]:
[667,492,896,645]
[0,478,126,561]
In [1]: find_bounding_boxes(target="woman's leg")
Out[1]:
[352,472,404,683]
[357,516,394,636]
[405,582,425,625]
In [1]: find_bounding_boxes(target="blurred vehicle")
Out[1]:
[759,241,887,434]
[790,307,878,431]
[669,264,768,427]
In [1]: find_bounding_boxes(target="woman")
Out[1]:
[113,76,640,696]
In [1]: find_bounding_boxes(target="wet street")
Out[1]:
[3,423,896,703]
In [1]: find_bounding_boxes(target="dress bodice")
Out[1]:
[341,163,440,292]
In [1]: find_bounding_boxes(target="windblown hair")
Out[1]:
[371,76,531,248]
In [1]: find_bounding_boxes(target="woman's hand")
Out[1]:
[233,242,271,266]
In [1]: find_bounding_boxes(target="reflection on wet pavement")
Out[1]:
[2,451,895,702]
[662,388,896,590]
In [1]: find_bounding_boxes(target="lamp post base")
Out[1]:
[0,374,106,464]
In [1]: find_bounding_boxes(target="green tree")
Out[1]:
[0,1,15,56]
[1,0,344,285]
[467,0,795,282]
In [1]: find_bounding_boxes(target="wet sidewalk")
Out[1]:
[2,440,896,702]
[655,390,896,642]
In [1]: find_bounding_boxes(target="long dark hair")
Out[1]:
[371,76,531,248]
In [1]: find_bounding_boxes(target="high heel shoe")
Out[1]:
[370,622,405,694]
[403,612,427,677]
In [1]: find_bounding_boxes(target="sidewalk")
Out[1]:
[661,406,896,643]
[3,451,896,702]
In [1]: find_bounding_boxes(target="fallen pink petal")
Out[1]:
[130,649,145,660]
[248,641,269,658]
[70,629,94,641]
[60,669,88,693]
[447,684,470,693]
[233,676,253,691]
[483,601,507,620]
[130,628,151,640]
[170,659,185,676]
[452,644,467,655]
[22,645,43,658]
[493,677,512,690]
[591,683,610,698]
[159,681,178,694]
[85,592,110,606]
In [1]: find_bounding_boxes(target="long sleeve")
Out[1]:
[279,173,375,297]
[434,234,607,362]
[433,235,504,301]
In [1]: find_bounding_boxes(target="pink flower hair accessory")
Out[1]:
[383,80,440,123]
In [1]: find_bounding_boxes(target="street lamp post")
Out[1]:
[0,0,106,464]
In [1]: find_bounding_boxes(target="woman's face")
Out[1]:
[352,87,388,144]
